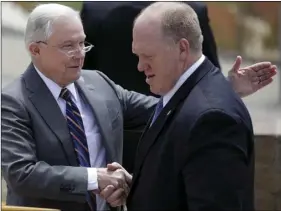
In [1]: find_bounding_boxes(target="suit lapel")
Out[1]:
[131,58,216,189]
[76,78,117,163]
[24,64,118,166]
[24,64,78,166]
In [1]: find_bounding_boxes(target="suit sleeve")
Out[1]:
[182,110,253,210]
[96,71,158,131]
[1,93,88,202]
[199,5,221,69]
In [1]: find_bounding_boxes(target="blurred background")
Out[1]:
[1,1,281,210]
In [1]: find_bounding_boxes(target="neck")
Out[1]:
[32,60,68,88]
[182,52,202,74]
[173,51,202,85]
[160,52,202,97]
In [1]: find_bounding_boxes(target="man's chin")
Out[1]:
[74,71,81,80]
[68,71,81,83]
[150,86,160,96]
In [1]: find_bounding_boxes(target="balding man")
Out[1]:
[128,2,255,210]
[102,2,256,210]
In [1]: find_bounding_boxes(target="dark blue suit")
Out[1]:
[127,58,255,211]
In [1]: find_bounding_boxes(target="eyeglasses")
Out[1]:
[36,41,94,57]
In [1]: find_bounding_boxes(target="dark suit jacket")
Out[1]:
[127,58,255,211]
[1,64,157,211]
[81,1,220,96]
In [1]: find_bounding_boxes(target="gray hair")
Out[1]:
[24,3,80,48]
[136,2,204,53]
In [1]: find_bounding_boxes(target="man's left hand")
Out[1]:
[228,56,277,98]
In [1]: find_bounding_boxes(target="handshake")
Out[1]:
[96,162,132,207]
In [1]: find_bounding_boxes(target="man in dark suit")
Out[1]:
[81,1,220,95]
[80,1,277,175]
[101,2,256,210]
[1,4,156,211]
[127,2,255,210]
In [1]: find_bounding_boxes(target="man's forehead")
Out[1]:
[49,18,85,42]
[132,35,162,55]
[134,15,159,29]
[134,18,162,41]
[133,24,163,45]
[50,31,85,42]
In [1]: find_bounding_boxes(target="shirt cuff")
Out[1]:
[87,168,99,191]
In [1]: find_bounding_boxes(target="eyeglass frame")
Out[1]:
[35,40,94,57]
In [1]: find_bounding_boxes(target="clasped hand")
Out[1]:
[97,162,132,207]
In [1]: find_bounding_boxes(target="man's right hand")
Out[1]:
[107,162,132,184]
[98,163,132,207]
[97,167,129,195]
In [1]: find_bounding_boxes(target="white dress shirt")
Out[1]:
[163,54,205,107]
[35,67,107,210]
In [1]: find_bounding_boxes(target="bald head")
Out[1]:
[134,2,203,52]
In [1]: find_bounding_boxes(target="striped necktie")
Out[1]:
[60,88,96,211]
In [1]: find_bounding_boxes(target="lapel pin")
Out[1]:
[167,110,172,116]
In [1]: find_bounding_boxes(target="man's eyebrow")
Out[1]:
[60,40,73,45]
[60,39,85,44]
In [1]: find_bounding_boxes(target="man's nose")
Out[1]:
[137,60,146,72]
[73,49,85,59]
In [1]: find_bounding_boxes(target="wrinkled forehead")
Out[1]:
[48,16,86,43]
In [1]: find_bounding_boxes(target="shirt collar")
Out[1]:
[163,54,205,107]
[34,65,78,103]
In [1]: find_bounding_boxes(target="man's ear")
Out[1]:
[179,38,189,61]
[29,43,41,57]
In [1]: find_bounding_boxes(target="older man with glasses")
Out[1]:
[1,3,151,211]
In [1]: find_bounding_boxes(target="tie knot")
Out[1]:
[157,97,163,110]
[60,88,71,101]
[151,97,163,125]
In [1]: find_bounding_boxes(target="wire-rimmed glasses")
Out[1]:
[36,41,94,57]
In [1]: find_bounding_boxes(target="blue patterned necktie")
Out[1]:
[151,97,163,125]
[60,88,96,211]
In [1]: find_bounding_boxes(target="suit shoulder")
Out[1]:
[81,69,99,76]
[81,69,110,82]
[2,76,24,97]
[186,72,252,126]
[2,76,28,112]
[80,69,119,93]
